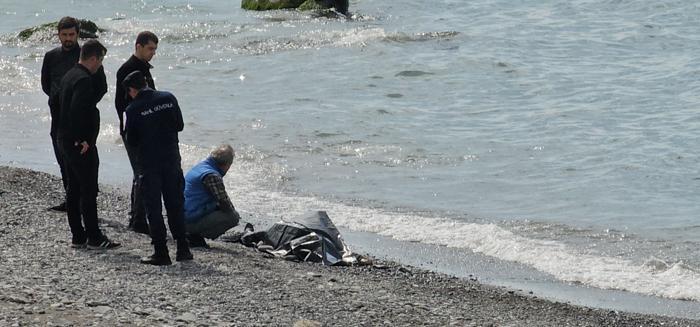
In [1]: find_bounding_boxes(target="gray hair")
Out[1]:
[210,144,235,166]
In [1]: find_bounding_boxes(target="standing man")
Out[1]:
[41,16,107,211]
[57,39,120,249]
[115,31,159,234]
[123,71,192,265]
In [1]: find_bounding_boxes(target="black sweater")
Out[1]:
[115,55,155,134]
[41,45,107,136]
[57,64,107,145]
[125,88,184,168]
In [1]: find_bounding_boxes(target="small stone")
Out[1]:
[93,306,111,314]
[176,312,196,322]
[293,320,322,327]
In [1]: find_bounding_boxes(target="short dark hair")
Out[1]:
[122,71,147,90]
[80,39,107,61]
[57,16,80,34]
[136,31,159,46]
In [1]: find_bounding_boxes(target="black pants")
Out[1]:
[142,165,186,246]
[122,135,146,226]
[50,134,68,192]
[60,141,102,243]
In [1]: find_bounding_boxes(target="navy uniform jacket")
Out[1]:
[124,88,184,169]
[56,63,107,146]
[41,46,107,136]
[115,55,155,134]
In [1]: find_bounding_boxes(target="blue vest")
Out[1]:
[184,157,224,222]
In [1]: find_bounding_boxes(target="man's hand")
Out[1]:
[74,141,90,155]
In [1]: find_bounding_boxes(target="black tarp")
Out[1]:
[237,211,366,266]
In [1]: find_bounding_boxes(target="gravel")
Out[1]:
[0,166,698,326]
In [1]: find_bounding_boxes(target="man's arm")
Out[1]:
[124,105,139,147]
[92,66,108,103]
[40,52,51,96]
[171,95,184,132]
[202,174,235,213]
[115,67,127,132]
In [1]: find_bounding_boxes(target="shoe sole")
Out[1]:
[70,243,87,249]
[87,244,122,250]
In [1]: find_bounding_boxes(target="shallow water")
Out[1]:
[1,0,700,306]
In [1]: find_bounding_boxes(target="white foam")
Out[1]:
[223,162,700,301]
[96,137,700,302]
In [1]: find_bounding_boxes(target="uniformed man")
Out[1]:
[123,70,192,265]
[57,39,120,250]
[115,31,159,234]
[41,16,107,211]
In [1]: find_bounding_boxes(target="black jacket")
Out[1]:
[124,88,183,169]
[41,45,107,136]
[57,64,107,146]
[115,55,155,134]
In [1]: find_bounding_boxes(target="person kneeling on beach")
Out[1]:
[183,145,241,248]
[123,70,193,265]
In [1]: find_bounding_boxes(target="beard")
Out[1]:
[61,40,76,49]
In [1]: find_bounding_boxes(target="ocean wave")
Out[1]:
[156,139,700,302]
[0,58,36,95]
[235,185,700,301]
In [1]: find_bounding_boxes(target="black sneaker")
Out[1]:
[87,237,121,250]
[187,234,210,249]
[140,254,172,266]
[70,240,87,249]
[176,248,193,262]
[176,241,193,262]
[49,201,67,212]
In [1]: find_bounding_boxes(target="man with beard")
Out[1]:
[41,16,107,211]
[115,31,159,234]
[57,39,120,250]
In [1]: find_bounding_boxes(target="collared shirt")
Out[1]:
[202,173,235,213]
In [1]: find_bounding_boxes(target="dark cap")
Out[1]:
[122,70,147,91]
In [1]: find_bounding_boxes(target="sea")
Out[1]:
[1,0,700,319]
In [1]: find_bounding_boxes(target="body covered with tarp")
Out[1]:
[238,211,365,266]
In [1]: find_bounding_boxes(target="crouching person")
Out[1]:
[123,70,192,265]
[184,144,241,248]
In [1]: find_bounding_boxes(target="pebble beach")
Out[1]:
[0,166,698,326]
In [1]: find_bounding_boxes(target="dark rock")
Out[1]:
[241,0,306,10]
[17,19,103,41]
[242,0,348,14]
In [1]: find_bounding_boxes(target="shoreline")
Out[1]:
[0,165,698,326]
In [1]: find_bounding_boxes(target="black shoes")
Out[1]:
[49,201,67,212]
[70,239,87,249]
[141,245,172,266]
[176,241,193,262]
[140,254,172,266]
[187,234,210,249]
[140,247,193,265]
[87,237,121,250]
